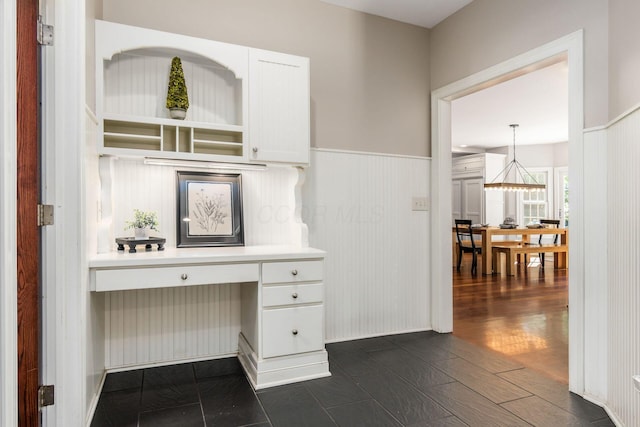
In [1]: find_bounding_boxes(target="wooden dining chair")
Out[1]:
[538,219,561,268]
[454,219,481,275]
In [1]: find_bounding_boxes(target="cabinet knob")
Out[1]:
[252,147,258,153]
[291,269,298,276]
[292,292,298,299]
[292,329,298,336]
[181,273,188,280]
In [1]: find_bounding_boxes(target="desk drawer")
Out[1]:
[262,305,324,358]
[262,260,323,284]
[93,263,259,292]
[263,283,323,307]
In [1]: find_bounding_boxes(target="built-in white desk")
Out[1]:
[89,245,330,389]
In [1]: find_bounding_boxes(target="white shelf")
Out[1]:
[101,115,244,159]
[103,113,244,133]
[192,139,241,147]
[89,245,326,270]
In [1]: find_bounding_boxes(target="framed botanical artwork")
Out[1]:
[176,171,244,247]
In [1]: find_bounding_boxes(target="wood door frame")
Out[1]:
[17,0,41,424]
[430,30,587,394]
[1,1,19,425]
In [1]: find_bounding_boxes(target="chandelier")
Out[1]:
[484,124,545,192]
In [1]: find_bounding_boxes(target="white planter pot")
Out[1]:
[134,227,150,240]
[169,108,186,120]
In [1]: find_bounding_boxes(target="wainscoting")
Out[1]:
[606,106,640,426]
[304,149,431,342]
[100,150,431,368]
[105,285,241,369]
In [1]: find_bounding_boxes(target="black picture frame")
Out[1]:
[176,171,244,247]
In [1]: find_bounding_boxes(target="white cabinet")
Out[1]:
[249,49,310,165]
[92,262,259,292]
[95,20,310,165]
[240,257,328,389]
[452,177,484,224]
[262,305,324,358]
[259,260,324,358]
[452,153,505,225]
[95,20,249,162]
[89,247,330,390]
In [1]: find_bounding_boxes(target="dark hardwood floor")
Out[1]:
[453,252,569,384]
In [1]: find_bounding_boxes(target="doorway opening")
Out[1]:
[450,60,570,383]
[430,30,585,393]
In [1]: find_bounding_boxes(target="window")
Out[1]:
[555,167,569,227]
[518,169,552,225]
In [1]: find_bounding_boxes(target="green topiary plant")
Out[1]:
[166,56,189,119]
[125,209,159,231]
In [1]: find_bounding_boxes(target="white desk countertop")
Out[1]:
[89,245,326,269]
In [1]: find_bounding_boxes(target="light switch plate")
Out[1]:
[412,197,429,211]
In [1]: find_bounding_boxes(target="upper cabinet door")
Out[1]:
[249,49,310,165]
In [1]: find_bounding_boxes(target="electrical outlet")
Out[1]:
[412,197,429,211]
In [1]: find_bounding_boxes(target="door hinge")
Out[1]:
[37,204,54,226]
[38,385,54,408]
[37,15,54,46]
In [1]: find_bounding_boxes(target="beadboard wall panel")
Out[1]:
[607,108,640,426]
[304,149,431,341]
[103,162,299,368]
[107,159,298,248]
[104,52,241,124]
[582,128,607,401]
[105,285,241,369]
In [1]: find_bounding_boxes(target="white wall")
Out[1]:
[304,149,431,340]
[608,0,640,120]
[512,142,568,168]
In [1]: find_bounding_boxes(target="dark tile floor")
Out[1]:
[91,331,614,427]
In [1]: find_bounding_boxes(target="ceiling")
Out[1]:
[319,0,473,29]
[320,0,569,152]
[452,61,569,152]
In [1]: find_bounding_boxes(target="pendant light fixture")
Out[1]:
[484,124,545,192]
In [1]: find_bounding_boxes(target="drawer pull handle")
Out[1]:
[181,273,188,280]
[292,293,298,299]
[292,329,298,336]
[291,269,298,276]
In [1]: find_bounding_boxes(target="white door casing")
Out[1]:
[0,1,18,426]
[431,30,585,394]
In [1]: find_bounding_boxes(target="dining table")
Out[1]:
[452,226,569,275]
